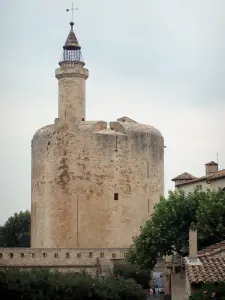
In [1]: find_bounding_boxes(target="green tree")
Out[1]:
[113,262,151,289]
[0,268,146,300]
[127,189,225,269]
[0,210,31,247]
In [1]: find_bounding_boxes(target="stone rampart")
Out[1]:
[0,248,128,275]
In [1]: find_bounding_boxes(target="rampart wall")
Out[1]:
[0,248,128,275]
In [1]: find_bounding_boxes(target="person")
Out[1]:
[149,287,153,295]
[153,285,156,294]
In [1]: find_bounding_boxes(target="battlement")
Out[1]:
[0,248,128,268]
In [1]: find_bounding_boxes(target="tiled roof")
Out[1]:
[175,176,206,186]
[209,169,225,180]
[205,161,218,166]
[197,241,225,257]
[171,172,197,181]
[185,256,225,284]
[63,22,81,50]
[174,169,225,187]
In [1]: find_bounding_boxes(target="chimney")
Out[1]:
[189,228,197,259]
[205,161,218,176]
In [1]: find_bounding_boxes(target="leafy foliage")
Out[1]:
[189,283,225,300]
[0,211,30,247]
[127,189,225,269]
[113,262,150,289]
[0,267,146,300]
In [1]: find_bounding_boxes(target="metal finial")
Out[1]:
[66,2,79,23]
[60,2,84,64]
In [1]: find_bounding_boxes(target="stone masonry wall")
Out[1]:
[0,248,127,275]
[56,62,88,123]
[31,58,164,249]
[31,116,164,249]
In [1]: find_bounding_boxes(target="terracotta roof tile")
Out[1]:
[197,241,225,257]
[174,168,225,186]
[209,169,225,180]
[171,172,197,181]
[186,256,225,284]
[205,161,218,166]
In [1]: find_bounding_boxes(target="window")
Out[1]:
[54,253,58,259]
[77,253,81,258]
[9,253,13,258]
[112,253,116,259]
[66,253,70,259]
[21,253,24,258]
[114,193,119,200]
[100,252,104,258]
[0,253,2,259]
[32,253,35,258]
[196,185,202,190]
[89,252,93,258]
[43,253,47,258]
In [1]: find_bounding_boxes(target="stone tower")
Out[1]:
[31,21,164,249]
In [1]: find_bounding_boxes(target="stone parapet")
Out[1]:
[0,248,128,268]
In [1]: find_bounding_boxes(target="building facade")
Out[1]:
[171,161,225,193]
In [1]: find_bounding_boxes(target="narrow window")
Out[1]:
[147,161,150,178]
[112,253,116,259]
[114,193,119,200]
[77,253,81,258]
[66,253,70,259]
[43,253,47,258]
[54,253,58,259]
[9,253,13,258]
[0,253,2,259]
[32,253,35,258]
[100,252,104,258]
[21,253,24,258]
[89,252,93,258]
[82,117,85,121]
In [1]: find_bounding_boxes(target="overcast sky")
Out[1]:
[0,0,225,224]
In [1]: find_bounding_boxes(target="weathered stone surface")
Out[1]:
[31,55,164,249]
[0,248,127,275]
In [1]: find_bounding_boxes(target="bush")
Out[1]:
[113,263,150,289]
[189,283,225,300]
[0,267,146,300]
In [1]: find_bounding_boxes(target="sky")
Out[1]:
[0,0,225,224]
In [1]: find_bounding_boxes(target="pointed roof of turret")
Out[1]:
[60,22,84,64]
[63,22,81,50]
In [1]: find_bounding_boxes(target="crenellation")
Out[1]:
[0,248,128,269]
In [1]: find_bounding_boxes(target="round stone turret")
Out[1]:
[31,21,164,249]
[55,22,88,123]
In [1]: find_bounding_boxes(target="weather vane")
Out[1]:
[66,2,78,23]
